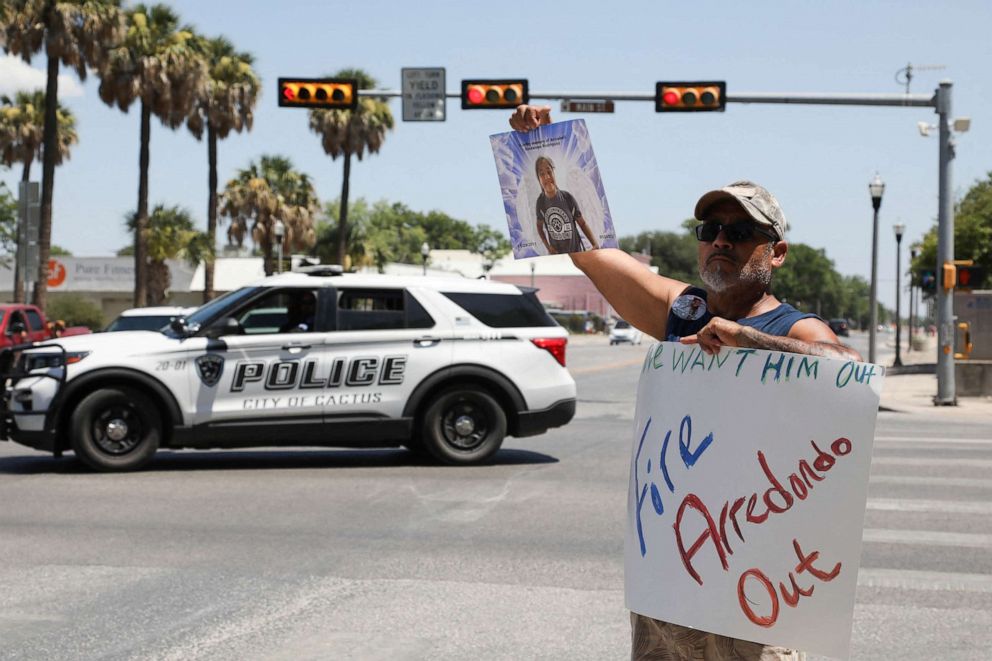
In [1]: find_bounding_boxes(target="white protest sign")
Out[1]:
[625,342,883,659]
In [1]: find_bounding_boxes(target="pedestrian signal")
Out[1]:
[956,265,985,290]
[656,81,726,112]
[278,78,357,109]
[919,269,936,293]
[461,79,528,109]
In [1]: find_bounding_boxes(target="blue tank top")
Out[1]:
[665,287,819,342]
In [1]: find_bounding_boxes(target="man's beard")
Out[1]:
[700,247,773,293]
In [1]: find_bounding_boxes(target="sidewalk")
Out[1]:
[878,335,992,419]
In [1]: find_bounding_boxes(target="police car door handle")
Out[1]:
[413,337,440,348]
[281,343,311,354]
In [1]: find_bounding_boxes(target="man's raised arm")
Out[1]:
[570,250,687,341]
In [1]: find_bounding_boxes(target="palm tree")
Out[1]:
[220,155,318,275]
[186,36,260,303]
[0,90,78,302]
[0,0,125,311]
[126,204,212,305]
[307,68,394,266]
[97,3,206,307]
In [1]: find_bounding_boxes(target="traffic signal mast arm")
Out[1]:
[347,88,935,108]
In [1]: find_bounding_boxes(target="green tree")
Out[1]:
[772,243,844,317]
[911,171,992,293]
[0,90,77,302]
[0,183,16,272]
[49,245,72,256]
[317,198,507,273]
[618,220,701,286]
[1,0,125,311]
[126,204,212,305]
[472,225,511,275]
[307,69,394,266]
[220,155,318,275]
[46,293,104,329]
[186,36,260,303]
[97,3,206,307]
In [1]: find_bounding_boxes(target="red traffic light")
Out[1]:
[278,78,358,109]
[461,79,529,109]
[656,81,726,112]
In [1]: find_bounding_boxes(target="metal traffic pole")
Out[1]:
[935,81,956,404]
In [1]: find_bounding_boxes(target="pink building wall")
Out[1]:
[492,253,652,318]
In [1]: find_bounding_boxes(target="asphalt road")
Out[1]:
[0,339,989,660]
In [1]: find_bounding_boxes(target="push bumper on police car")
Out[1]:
[0,343,71,453]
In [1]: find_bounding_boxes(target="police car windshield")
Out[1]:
[170,287,263,336]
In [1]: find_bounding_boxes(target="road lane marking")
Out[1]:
[871,457,992,469]
[863,528,992,549]
[858,568,992,593]
[869,475,992,488]
[570,358,645,375]
[866,498,992,515]
[874,436,992,446]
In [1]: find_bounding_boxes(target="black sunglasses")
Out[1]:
[694,222,777,243]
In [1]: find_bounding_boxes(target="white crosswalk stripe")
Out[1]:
[857,568,992,593]
[862,528,992,548]
[871,456,992,469]
[867,498,992,514]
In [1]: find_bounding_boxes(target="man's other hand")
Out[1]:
[510,105,553,131]
[680,317,745,355]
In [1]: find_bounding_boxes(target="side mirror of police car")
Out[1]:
[169,317,188,336]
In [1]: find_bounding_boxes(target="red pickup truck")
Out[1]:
[0,304,90,348]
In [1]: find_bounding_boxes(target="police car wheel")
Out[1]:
[70,387,162,472]
[421,386,506,464]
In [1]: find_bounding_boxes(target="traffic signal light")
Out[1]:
[956,265,985,290]
[942,262,956,291]
[278,78,357,109]
[656,81,726,112]
[461,79,528,109]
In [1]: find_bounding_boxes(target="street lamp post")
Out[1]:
[868,174,885,364]
[420,242,430,276]
[893,223,905,366]
[908,247,917,353]
[273,219,285,274]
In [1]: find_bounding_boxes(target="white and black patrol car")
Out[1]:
[0,269,576,471]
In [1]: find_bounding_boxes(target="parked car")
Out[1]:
[1,272,576,471]
[609,319,642,345]
[828,319,850,337]
[104,306,197,333]
[0,303,90,349]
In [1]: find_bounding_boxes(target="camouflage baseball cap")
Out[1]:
[693,180,789,240]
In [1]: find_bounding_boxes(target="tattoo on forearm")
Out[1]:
[740,327,856,360]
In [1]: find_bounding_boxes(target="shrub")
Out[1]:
[46,294,104,329]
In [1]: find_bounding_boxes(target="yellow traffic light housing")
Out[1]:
[656,81,726,112]
[278,78,357,110]
[461,79,529,109]
[942,262,956,291]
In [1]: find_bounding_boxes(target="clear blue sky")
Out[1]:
[2,0,990,311]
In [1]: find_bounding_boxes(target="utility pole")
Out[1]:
[935,81,955,404]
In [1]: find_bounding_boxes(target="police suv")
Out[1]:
[1,269,576,471]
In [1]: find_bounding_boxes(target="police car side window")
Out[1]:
[336,288,424,331]
[231,288,320,335]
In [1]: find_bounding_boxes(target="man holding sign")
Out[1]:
[510,106,863,660]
